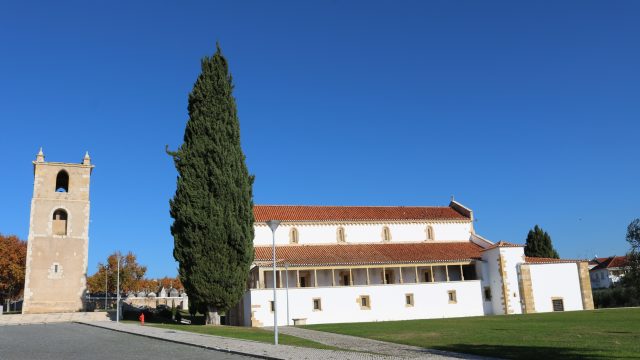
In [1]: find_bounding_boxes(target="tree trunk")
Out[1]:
[206,304,221,325]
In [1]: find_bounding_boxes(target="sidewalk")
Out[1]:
[78,321,466,360]
[274,326,489,360]
[0,312,110,326]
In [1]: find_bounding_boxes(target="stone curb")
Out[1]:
[76,321,283,360]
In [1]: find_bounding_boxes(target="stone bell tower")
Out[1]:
[22,149,94,314]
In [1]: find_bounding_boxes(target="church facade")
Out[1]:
[231,202,594,327]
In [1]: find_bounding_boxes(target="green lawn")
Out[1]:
[305,308,640,360]
[144,322,339,350]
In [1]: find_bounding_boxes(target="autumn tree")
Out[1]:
[0,234,27,304]
[86,251,147,294]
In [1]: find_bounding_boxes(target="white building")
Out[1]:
[228,201,594,327]
[589,256,629,289]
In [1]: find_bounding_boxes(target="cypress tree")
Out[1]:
[168,44,254,325]
[524,225,560,258]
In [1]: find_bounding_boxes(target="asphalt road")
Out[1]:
[0,323,257,360]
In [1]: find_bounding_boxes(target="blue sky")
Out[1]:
[1,1,638,277]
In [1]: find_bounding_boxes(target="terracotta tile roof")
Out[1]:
[590,256,628,270]
[525,256,585,264]
[253,205,469,222]
[480,241,523,252]
[254,241,483,267]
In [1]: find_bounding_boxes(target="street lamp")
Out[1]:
[104,265,109,311]
[116,255,121,323]
[266,220,280,345]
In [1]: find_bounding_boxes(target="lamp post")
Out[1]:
[104,265,109,311]
[116,255,121,323]
[266,220,280,345]
[285,261,290,327]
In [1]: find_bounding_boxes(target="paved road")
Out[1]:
[0,323,256,360]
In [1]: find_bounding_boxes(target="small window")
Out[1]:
[55,170,69,192]
[405,293,414,307]
[312,298,322,311]
[426,226,434,241]
[337,227,346,243]
[552,298,564,312]
[54,264,59,273]
[290,228,299,244]
[269,301,275,312]
[448,290,457,304]
[52,209,68,236]
[382,226,391,242]
[484,287,492,301]
[359,295,371,310]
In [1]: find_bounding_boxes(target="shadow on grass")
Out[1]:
[434,344,639,360]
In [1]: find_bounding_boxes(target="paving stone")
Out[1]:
[79,321,477,359]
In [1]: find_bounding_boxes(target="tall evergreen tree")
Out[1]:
[168,44,254,325]
[524,225,560,258]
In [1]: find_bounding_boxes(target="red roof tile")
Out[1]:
[525,256,584,264]
[254,242,483,267]
[480,241,523,251]
[590,256,628,270]
[253,205,468,222]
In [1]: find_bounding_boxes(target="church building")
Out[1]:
[231,202,594,326]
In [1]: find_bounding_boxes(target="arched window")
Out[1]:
[53,209,68,235]
[290,228,299,244]
[382,226,391,242]
[337,227,346,243]
[426,225,434,241]
[55,170,69,192]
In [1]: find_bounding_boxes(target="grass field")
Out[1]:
[145,322,338,350]
[306,308,640,359]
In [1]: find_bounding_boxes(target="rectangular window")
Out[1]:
[405,293,414,307]
[552,298,564,312]
[359,295,371,310]
[448,290,457,304]
[483,287,492,301]
[269,301,275,312]
[343,274,350,286]
[300,276,307,288]
[313,298,322,311]
[54,264,59,273]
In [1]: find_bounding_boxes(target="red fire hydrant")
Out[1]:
[139,312,145,326]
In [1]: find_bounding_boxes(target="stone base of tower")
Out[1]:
[22,299,85,314]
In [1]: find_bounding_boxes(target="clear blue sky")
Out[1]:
[1,1,638,278]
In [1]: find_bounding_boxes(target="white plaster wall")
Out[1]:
[246,281,484,327]
[529,263,583,312]
[501,247,525,315]
[481,249,505,315]
[253,221,473,246]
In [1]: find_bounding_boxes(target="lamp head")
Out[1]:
[266,220,281,232]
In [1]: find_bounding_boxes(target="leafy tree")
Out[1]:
[623,219,640,291]
[168,44,254,325]
[86,251,147,294]
[0,234,27,305]
[524,225,560,258]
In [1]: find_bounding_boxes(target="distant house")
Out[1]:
[589,256,629,289]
